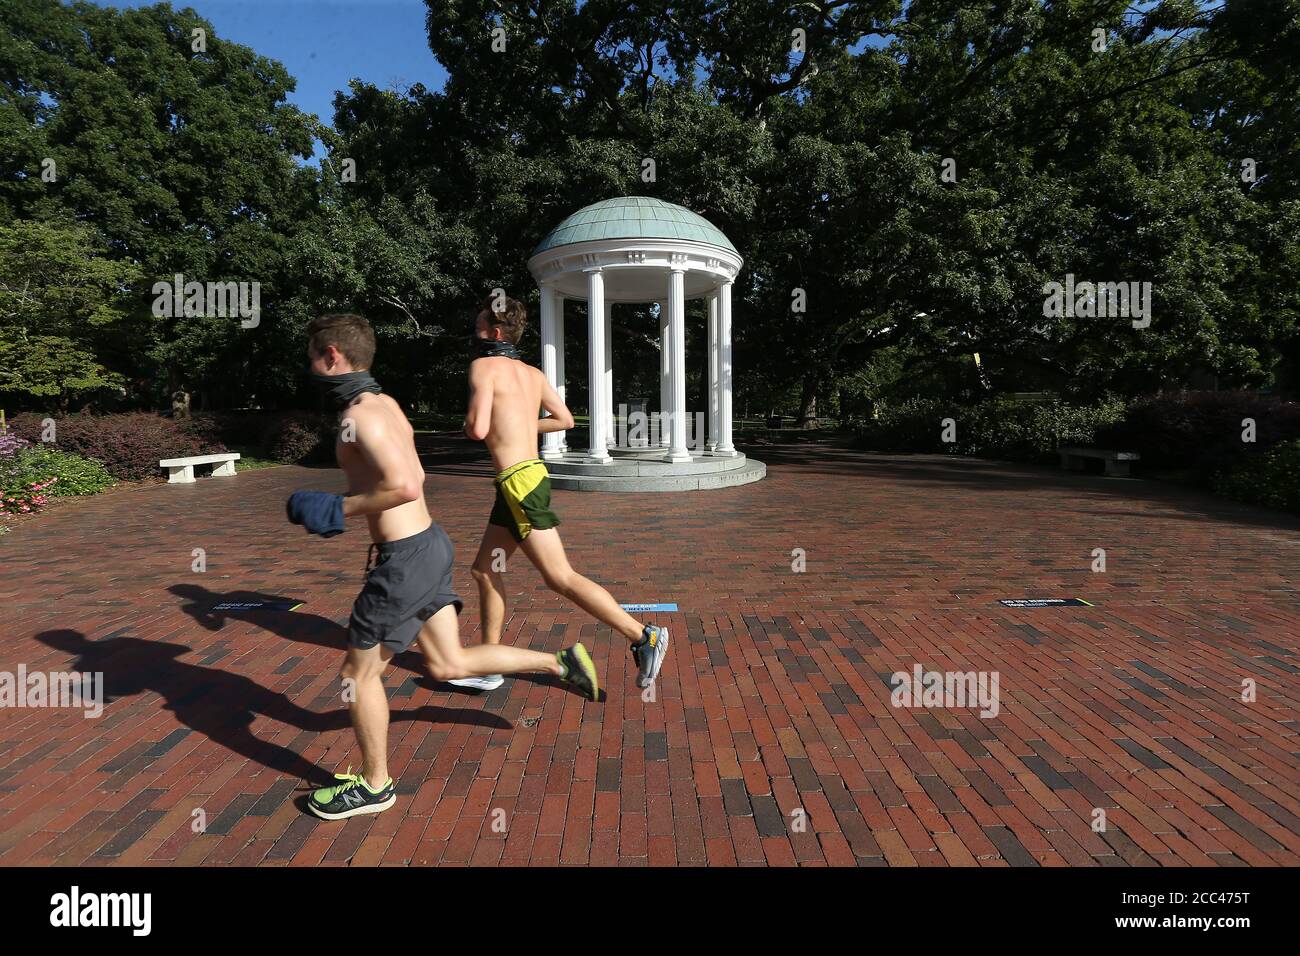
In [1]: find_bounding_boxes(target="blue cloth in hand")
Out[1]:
[286,491,345,537]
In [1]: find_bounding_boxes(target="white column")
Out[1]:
[604,301,615,448]
[555,297,567,452]
[707,290,720,452]
[667,269,690,462]
[586,270,611,463]
[539,282,562,459]
[658,301,670,447]
[717,279,736,456]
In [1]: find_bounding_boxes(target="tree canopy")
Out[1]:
[1,0,1296,416]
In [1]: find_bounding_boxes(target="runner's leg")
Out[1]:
[340,642,395,789]
[518,527,644,642]
[469,522,519,645]
[415,603,561,678]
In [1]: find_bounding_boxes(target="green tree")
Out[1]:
[0,0,322,407]
[0,219,141,406]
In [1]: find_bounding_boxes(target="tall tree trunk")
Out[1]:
[797,372,819,429]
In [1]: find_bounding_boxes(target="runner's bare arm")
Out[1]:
[341,407,422,517]
[537,370,574,434]
[464,361,494,441]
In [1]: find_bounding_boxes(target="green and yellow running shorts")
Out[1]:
[489,458,561,542]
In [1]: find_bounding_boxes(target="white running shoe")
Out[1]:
[447,674,505,691]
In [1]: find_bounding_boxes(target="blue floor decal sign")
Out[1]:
[620,603,678,613]
[999,598,1093,608]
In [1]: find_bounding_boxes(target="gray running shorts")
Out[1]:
[348,523,462,653]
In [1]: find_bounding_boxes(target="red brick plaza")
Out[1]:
[1,441,1297,867]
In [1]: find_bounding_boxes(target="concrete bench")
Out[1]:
[1059,446,1139,478]
[160,452,240,484]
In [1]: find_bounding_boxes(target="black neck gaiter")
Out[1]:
[310,370,382,411]
[472,338,522,361]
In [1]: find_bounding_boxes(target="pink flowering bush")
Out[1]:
[0,477,56,515]
[0,446,113,517]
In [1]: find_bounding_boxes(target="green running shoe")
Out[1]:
[557,643,599,701]
[308,768,396,820]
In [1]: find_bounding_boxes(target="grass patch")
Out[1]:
[228,447,287,471]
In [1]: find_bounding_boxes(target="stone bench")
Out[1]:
[1058,446,1139,478]
[160,452,241,484]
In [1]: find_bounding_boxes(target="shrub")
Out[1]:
[956,396,1128,461]
[186,411,276,449]
[856,397,960,453]
[0,431,29,458]
[8,412,226,480]
[1094,391,1300,476]
[185,410,334,463]
[262,412,334,463]
[187,408,347,466]
[1211,439,1300,513]
[0,446,114,515]
[857,396,1127,462]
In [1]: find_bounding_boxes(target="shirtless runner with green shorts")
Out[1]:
[455,293,670,697]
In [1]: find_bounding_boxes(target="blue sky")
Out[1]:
[90,2,890,162]
[96,1,449,130]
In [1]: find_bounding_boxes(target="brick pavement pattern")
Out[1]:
[1,442,1298,866]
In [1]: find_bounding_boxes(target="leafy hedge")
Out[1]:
[856,396,1127,462]
[1212,439,1300,513]
[8,410,334,475]
[186,410,334,464]
[8,412,226,480]
[1094,391,1300,476]
[262,412,334,464]
[853,390,1300,514]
